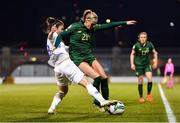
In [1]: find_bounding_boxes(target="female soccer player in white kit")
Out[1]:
[45,17,116,114]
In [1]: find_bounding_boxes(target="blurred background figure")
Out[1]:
[164,58,174,88]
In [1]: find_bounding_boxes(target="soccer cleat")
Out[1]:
[48,108,55,115]
[93,100,106,112]
[139,97,145,103]
[146,94,153,102]
[100,100,119,107]
[94,104,106,112]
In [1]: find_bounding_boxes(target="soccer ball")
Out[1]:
[108,101,125,115]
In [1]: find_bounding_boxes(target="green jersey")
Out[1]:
[54,21,127,55]
[132,41,155,68]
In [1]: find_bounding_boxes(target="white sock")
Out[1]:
[49,92,65,110]
[86,83,105,103]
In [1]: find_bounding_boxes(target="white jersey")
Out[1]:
[46,32,69,66]
[46,32,84,85]
[46,32,68,56]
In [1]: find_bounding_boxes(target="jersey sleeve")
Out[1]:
[149,42,155,51]
[54,24,74,48]
[94,21,127,31]
[132,44,136,51]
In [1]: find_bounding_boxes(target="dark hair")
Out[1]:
[43,17,64,34]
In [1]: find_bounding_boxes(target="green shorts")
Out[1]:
[70,53,95,66]
[135,65,152,76]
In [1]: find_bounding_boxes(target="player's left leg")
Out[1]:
[92,59,109,100]
[169,74,174,88]
[166,76,171,88]
[145,71,153,102]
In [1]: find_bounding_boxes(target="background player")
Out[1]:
[164,58,174,88]
[130,32,158,103]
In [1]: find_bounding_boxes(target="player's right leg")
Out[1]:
[137,75,144,103]
[48,73,69,114]
[78,76,118,107]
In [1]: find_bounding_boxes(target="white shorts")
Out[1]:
[54,58,84,86]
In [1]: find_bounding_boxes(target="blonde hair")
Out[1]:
[82,9,98,22]
[138,32,148,38]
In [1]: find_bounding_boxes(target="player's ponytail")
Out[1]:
[42,17,56,34]
[43,17,64,34]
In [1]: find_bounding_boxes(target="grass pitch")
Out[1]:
[0,83,179,122]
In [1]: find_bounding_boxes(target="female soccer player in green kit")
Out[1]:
[130,32,158,103]
[54,9,136,111]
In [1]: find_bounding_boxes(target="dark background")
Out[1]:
[0,0,180,49]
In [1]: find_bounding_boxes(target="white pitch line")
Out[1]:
[158,83,176,123]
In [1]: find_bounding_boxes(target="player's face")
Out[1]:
[56,25,64,34]
[168,58,172,63]
[139,34,147,44]
[85,13,98,29]
[51,25,57,32]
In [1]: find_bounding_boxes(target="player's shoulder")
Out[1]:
[147,41,154,45]
[53,32,58,37]
[147,41,155,47]
[70,21,83,28]
[65,22,82,32]
[132,41,139,49]
[134,41,141,47]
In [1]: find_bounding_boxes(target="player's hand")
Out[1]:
[131,64,136,70]
[152,64,157,69]
[126,20,137,25]
[152,59,158,69]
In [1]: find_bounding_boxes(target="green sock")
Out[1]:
[138,84,143,97]
[147,82,152,95]
[93,76,101,106]
[101,78,109,100]
[93,76,101,92]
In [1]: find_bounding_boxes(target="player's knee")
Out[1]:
[79,76,90,88]
[101,74,108,79]
[147,77,152,82]
[55,72,63,82]
[138,77,143,84]
[56,91,66,99]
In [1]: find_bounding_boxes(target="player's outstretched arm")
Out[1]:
[95,20,137,31]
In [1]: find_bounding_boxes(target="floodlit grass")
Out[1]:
[0,83,170,122]
[162,83,180,122]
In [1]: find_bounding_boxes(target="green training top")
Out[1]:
[54,21,127,56]
[132,41,155,67]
